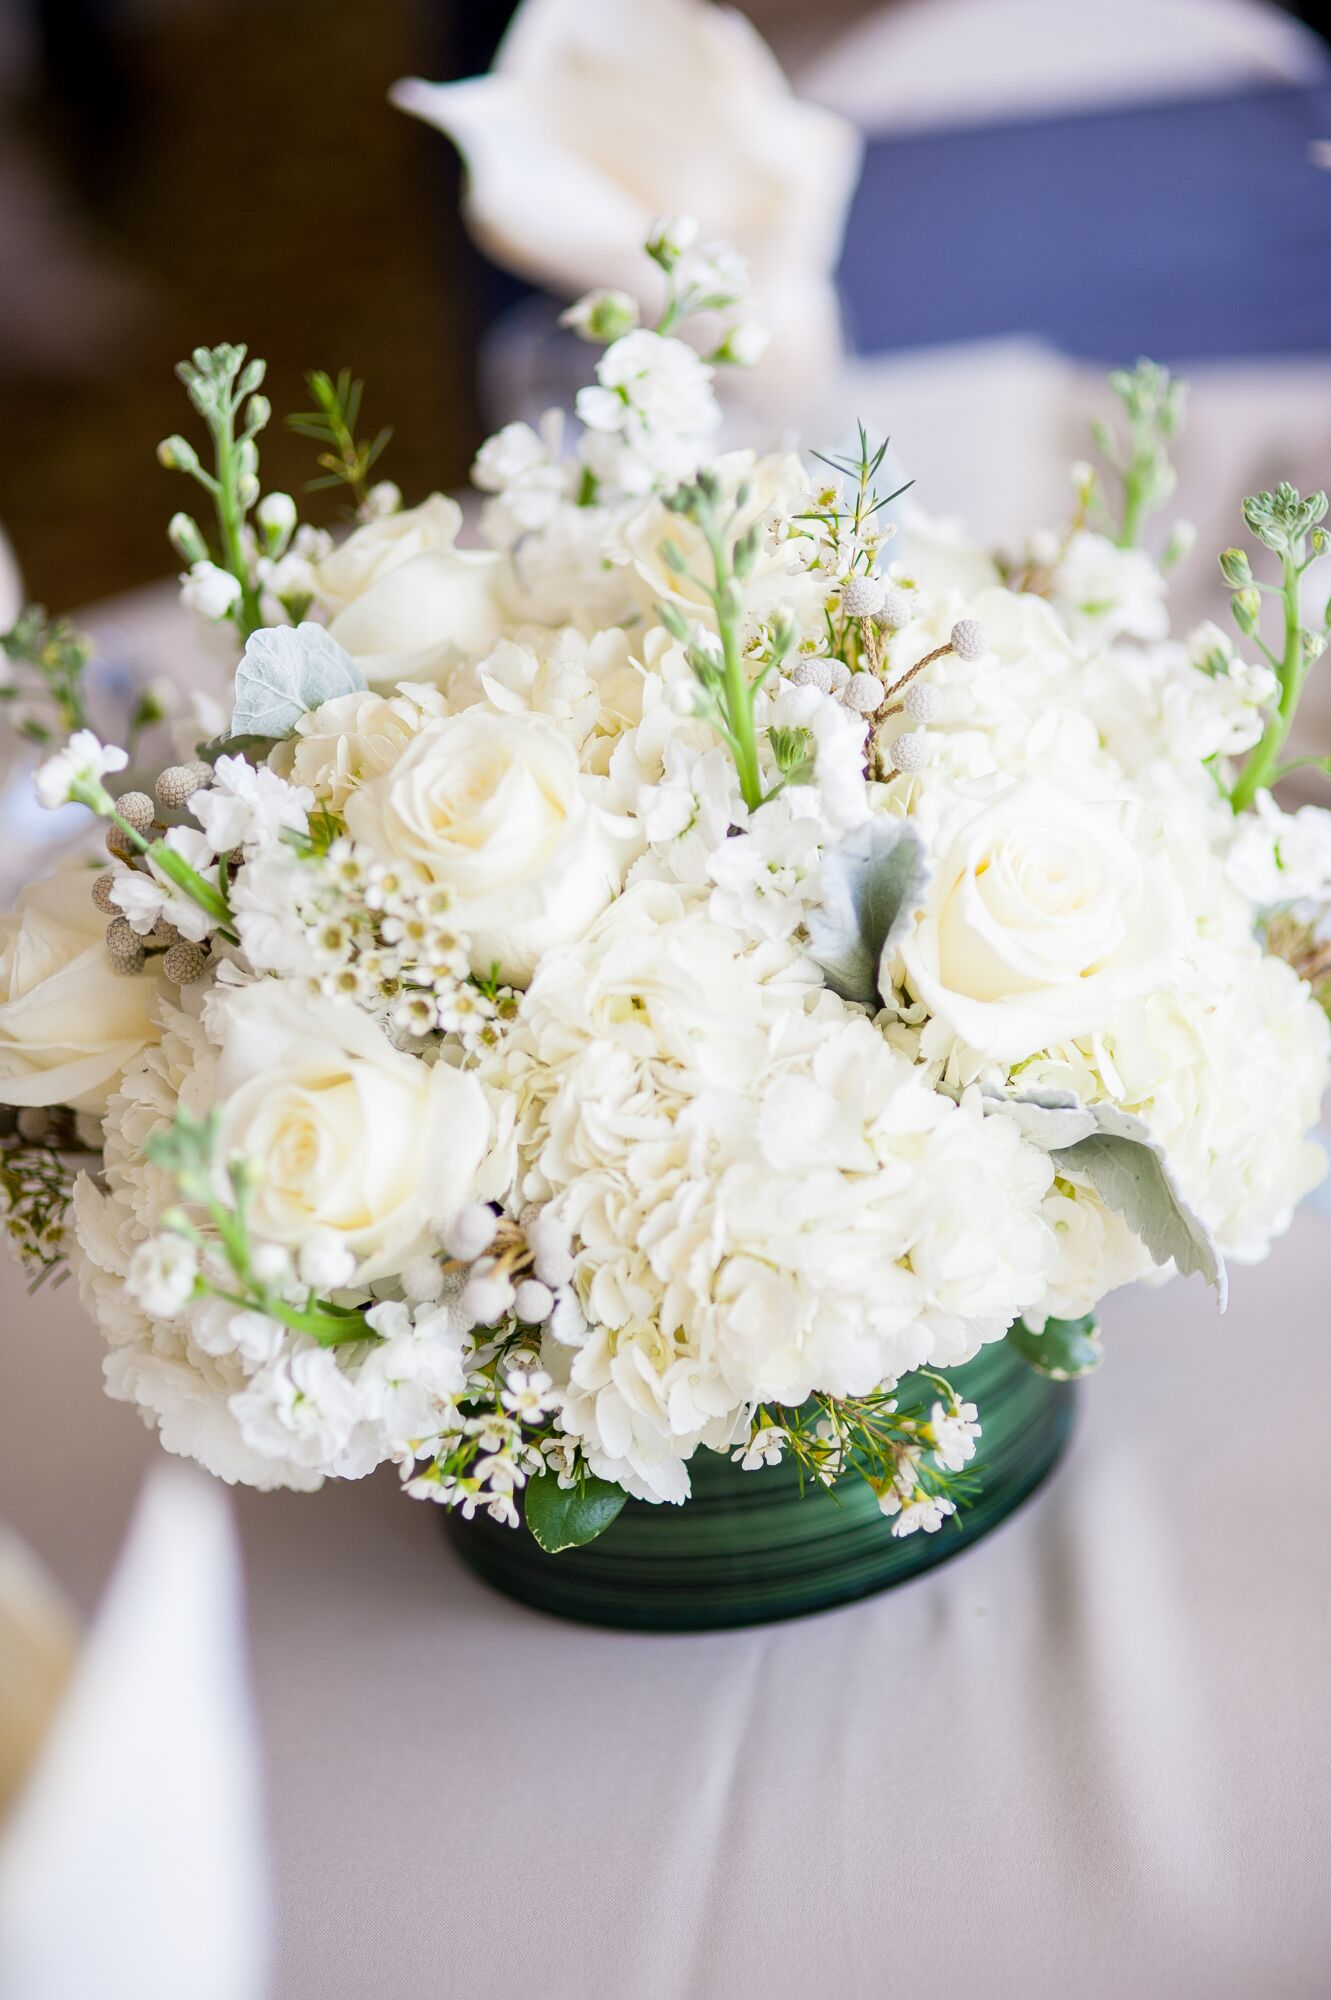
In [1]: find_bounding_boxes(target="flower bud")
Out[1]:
[256,491,297,553]
[1231,588,1262,635]
[1219,547,1252,587]
[645,213,698,269]
[168,512,209,566]
[561,288,639,343]
[157,435,198,473]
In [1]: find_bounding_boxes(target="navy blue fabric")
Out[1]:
[838,84,1331,363]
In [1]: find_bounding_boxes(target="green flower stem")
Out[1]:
[697,517,764,813]
[70,779,236,935]
[212,414,263,636]
[1232,550,1306,811]
[208,1283,373,1346]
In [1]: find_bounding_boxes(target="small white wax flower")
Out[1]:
[500,1367,558,1420]
[929,1399,981,1472]
[878,586,912,630]
[126,1233,198,1318]
[902,681,943,723]
[949,617,987,662]
[444,1202,498,1263]
[297,1228,358,1292]
[839,574,885,619]
[513,1278,554,1325]
[179,560,243,621]
[33,731,127,810]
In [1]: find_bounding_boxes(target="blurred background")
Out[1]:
[1,0,1329,612]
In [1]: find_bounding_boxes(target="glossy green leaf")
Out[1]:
[525,1473,627,1554]
[1008,1313,1104,1381]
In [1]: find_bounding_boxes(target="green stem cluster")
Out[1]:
[1223,484,1329,813]
[658,474,793,813]
[159,344,270,638]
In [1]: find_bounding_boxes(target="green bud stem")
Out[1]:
[1232,548,1307,812]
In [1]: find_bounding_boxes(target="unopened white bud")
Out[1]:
[256,491,297,553]
[840,672,886,715]
[889,729,930,774]
[714,319,770,367]
[400,1255,445,1303]
[902,682,943,723]
[840,574,886,619]
[514,1278,555,1324]
[251,1242,294,1287]
[297,1228,357,1292]
[443,1202,497,1263]
[646,213,698,266]
[561,288,639,343]
[459,1267,516,1326]
[949,618,987,662]
[878,587,912,630]
[364,481,402,518]
[788,656,835,693]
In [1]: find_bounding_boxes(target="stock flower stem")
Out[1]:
[1232,551,1305,811]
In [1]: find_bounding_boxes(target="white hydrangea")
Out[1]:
[486,886,1055,1502]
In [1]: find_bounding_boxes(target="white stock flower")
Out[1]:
[576,330,720,495]
[472,413,574,547]
[231,1345,370,1473]
[312,493,469,614]
[706,795,823,940]
[33,731,127,810]
[209,980,493,1282]
[189,755,312,852]
[346,709,638,983]
[179,560,242,622]
[125,1232,198,1319]
[617,450,823,626]
[1050,531,1169,644]
[900,777,1185,1064]
[0,859,164,1115]
[109,827,220,944]
[391,0,861,406]
[1226,791,1331,907]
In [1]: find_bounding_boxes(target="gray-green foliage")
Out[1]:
[231,623,365,739]
[804,819,929,1006]
[988,1088,1226,1303]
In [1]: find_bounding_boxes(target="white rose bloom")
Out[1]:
[312,493,469,614]
[269,681,448,811]
[312,494,507,686]
[0,859,164,1116]
[208,981,493,1282]
[345,709,638,983]
[900,776,1185,1065]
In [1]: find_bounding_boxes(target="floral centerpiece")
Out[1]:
[2,223,1329,1621]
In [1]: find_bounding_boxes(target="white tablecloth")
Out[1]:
[2,1198,1328,1999]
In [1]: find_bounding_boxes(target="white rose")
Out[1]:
[345,710,637,983]
[314,495,506,685]
[390,0,861,411]
[900,778,1184,1064]
[312,494,466,613]
[209,982,492,1283]
[269,682,447,811]
[0,860,164,1115]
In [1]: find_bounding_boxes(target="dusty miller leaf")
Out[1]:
[985,1087,1226,1305]
[230,621,365,739]
[804,819,929,1006]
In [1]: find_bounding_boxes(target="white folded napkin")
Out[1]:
[0,1471,269,2000]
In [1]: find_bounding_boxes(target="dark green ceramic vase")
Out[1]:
[449,1338,1074,1632]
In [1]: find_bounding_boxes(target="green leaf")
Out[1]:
[524,1473,627,1554]
[804,819,929,1006]
[1008,1313,1104,1380]
[231,622,365,739]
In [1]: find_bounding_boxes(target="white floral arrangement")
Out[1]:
[2,223,1329,1554]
